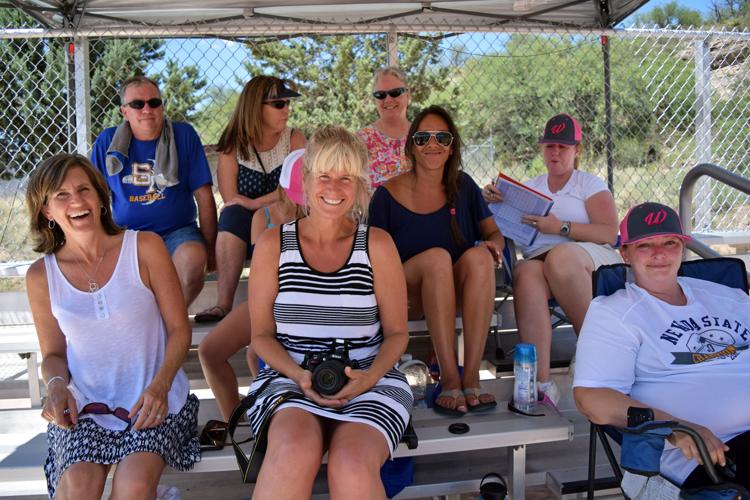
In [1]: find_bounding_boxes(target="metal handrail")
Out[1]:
[679,163,750,259]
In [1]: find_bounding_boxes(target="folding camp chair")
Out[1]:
[586,257,750,500]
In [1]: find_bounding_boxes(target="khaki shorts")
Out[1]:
[528,242,622,269]
[576,242,622,269]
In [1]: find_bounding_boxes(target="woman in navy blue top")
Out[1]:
[369,105,505,416]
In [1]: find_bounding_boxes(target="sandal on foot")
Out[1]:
[463,387,497,413]
[194,306,228,323]
[433,389,468,417]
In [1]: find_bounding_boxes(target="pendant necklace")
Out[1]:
[76,251,105,293]
[74,248,111,320]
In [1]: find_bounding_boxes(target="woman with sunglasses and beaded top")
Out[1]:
[195,76,306,323]
[369,105,505,417]
[357,66,412,188]
[25,154,199,499]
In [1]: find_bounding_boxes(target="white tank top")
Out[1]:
[43,230,189,431]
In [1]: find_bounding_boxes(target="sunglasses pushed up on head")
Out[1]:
[372,87,409,100]
[123,98,163,110]
[412,131,454,148]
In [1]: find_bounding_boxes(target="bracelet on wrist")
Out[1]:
[46,375,67,387]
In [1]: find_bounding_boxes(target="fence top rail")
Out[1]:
[2,23,749,39]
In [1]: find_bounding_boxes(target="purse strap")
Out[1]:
[228,378,302,482]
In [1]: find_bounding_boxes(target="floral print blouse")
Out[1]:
[357,125,412,188]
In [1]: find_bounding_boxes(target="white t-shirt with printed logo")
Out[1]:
[522,169,609,258]
[574,276,750,484]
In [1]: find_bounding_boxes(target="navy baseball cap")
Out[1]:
[620,202,692,245]
[539,113,582,146]
[265,79,301,100]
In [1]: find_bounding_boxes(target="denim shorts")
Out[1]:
[162,223,206,256]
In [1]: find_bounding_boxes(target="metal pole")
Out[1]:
[65,40,76,154]
[73,36,91,155]
[693,37,713,232]
[601,35,614,194]
[387,26,398,67]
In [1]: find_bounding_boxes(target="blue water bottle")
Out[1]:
[513,343,537,413]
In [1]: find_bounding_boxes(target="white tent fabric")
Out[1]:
[7,0,650,32]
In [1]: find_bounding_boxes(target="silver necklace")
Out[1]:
[75,251,105,293]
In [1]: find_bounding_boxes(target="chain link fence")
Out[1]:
[1,22,749,264]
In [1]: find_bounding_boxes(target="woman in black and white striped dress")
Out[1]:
[248,125,413,498]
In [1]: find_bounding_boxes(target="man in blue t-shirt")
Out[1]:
[91,75,217,307]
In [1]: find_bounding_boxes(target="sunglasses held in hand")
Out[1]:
[412,131,454,147]
[372,87,409,100]
[123,98,163,110]
[80,402,132,430]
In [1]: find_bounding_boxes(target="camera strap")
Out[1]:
[228,377,302,483]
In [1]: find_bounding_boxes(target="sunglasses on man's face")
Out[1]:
[372,87,409,100]
[412,131,454,148]
[80,402,132,431]
[264,100,290,109]
[123,98,163,110]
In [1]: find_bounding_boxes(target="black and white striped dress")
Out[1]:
[247,220,413,453]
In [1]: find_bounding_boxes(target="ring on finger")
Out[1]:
[63,408,71,415]
[156,414,162,420]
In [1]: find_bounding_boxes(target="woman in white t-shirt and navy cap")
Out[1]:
[483,113,620,406]
[574,202,749,488]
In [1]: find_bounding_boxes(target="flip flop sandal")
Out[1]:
[433,389,467,417]
[463,387,498,413]
[194,306,228,323]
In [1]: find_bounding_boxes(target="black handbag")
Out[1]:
[228,378,301,483]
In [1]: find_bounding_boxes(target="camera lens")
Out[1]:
[313,360,347,395]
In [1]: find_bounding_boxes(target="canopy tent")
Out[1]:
[5,0,649,34]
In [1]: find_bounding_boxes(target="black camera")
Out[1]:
[301,340,360,396]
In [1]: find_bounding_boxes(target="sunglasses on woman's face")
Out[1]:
[264,100,290,109]
[372,87,408,100]
[123,98,163,110]
[80,402,132,431]
[412,131,454,147]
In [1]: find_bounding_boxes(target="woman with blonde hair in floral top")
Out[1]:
[357,66,412,188]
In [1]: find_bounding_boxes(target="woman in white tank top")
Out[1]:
[25,153,199,498]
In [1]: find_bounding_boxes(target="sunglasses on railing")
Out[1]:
[412,131,454,147]
[80,402,132,430]
[123,98,163,110]
[372,87,408,100]
[264,100,290,109]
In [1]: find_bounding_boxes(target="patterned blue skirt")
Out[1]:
[44,394,201,498]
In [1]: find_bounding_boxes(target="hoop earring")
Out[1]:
[47,219,56,229]
[101,206,108,215]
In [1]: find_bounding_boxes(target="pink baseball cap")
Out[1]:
[539,113,582,145]
[620,202,692,246]
[280,149,305,206]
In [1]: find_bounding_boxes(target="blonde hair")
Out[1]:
[26,153,121,254]
[303,126,371,223]
[217,75,296,160]
[372,66,407,90]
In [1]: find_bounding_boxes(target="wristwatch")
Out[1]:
[627,406,655,428]
[559,220,572,237]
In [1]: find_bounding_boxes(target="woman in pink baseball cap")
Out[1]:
[483,113,621,407]
[575,202,750,490]
[198,150,306,422]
